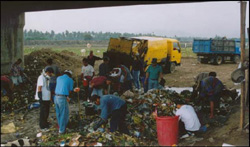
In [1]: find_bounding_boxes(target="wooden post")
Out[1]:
[240,1,247,130]
[76,74,82,119]
[246,69,249,107]
[246,28,249,107]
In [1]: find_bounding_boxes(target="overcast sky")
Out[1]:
[24,1,249,38]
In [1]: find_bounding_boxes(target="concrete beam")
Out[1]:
[1,13,25,74]
[1,1,208,14]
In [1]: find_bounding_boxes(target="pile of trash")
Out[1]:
[55,89,192,146]
[24,48,82,82]
[1,49,83,113]
[1,84,35,113]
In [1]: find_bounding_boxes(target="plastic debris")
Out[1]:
[36,132,42,138]
[1,139,33,146]
[94,142,103,146]
[60,141,65,147]
[208,137,215,143]
[1,122,16,134]
[122,90,135,98]
[28,102,40,109]
[222,143,236,146]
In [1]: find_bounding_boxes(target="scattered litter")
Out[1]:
[246,129,249,134]
[1,138,33,146]
[222,143,236,146]
[1,122,16,134]
[208,137,215,143]
[36,132,42,138]
[122,90,135,98]
[60,141,65,147]
[28,102,40,109]
[94,142,103,146]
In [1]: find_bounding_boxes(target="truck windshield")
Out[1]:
[173,42,181,51]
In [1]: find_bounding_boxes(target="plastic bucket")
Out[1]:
[156,116,179,146]
[83,79,88,87]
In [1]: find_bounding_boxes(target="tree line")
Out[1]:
[24,29,244,43]
[24,29,159,41]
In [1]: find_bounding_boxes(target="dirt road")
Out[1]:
[163,57,240,88]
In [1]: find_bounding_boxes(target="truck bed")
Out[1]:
[193,39,240,54]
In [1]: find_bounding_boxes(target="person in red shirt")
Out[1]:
[89,76,112,97]
[1,75,14,102]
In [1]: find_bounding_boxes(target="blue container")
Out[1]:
[199,125,207,132]
[28,102,40,109]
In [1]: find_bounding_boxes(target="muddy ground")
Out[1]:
[1,56,249,146]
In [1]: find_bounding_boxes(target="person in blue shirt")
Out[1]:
[199,72,224,119]
[145,58,163,90]
[116,62,133,94]
[54,70,74,134]
[90,94,129,134]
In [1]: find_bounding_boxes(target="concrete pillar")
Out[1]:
[1,12,25,75]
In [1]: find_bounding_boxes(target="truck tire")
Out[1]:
[200,58,208,64]
[163,62,175,74]
[214,55,223,65]
[233,55,240,64]
[162,64,168,74]
[169,62,176,73]
[165,62,175,73]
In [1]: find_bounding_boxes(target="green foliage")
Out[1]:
[84,34,93,40]
[24,45,107,56]
[23,29,157,42]
[181,48,197,58]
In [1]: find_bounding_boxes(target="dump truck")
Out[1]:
[192,38,241,65]
[103,36,182,74]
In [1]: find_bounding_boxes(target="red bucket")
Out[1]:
[83,78,88,87]
[156,116,179,146]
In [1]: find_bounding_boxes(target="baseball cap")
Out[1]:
[64,70,73,76]
[45,67,54,73]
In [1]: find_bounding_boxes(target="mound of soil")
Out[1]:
[24,48,82,82]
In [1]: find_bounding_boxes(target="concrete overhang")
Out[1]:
[1,1,209,15]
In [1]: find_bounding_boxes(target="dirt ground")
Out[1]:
[1,56,249,146]
[163,57,241,89]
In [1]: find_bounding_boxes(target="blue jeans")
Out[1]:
[148,79,159,90]
[49,83,56,92]
[110,104,129,134]
[91,88,103,97]
[132,70,140,89]
[54,96,69,133]
[140,76,148,93]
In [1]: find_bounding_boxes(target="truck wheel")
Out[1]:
[233,55,240,64]
[169,62,176,73]
[214,55,223,65]
[200,58,208,64]
[164,62,175,73]
[162,65,168,74]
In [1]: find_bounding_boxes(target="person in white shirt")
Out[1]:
[174,99,201,139]
[81,58,95,99]
[35,67,54,132]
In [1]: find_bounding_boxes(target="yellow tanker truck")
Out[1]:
[104,36,182,73]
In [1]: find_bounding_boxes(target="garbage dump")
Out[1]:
[1,49,240,146]
[1,49,82,113]
[37,88,237,146]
